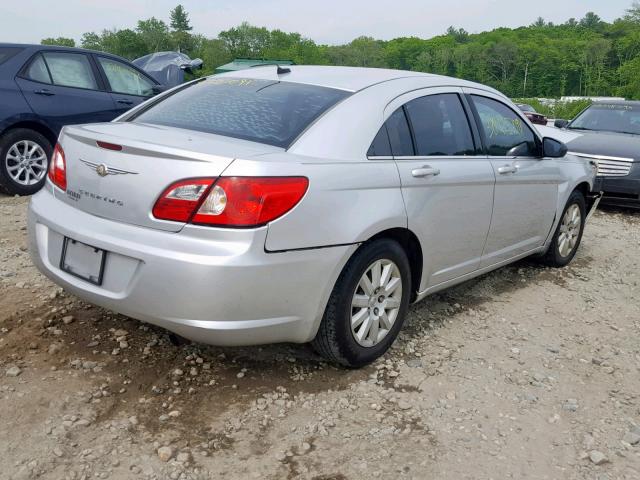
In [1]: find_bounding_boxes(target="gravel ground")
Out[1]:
[0,193,639,480]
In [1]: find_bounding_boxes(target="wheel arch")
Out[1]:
[366,227,423,301]
[1,120,58,148]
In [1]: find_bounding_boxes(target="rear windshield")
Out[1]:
[131,77,351,148]
[0,47,23,66]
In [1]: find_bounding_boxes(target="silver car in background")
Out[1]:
[29,66,598,367]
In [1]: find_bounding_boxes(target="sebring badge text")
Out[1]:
[66,189,124,207]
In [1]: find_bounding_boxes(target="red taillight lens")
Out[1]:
[48,143,67,191]
[192,177,309,227]
[152,176,309,227]
[152,178,215,222]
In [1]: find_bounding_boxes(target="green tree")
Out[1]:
[170,4,192,32]
[137,17,172,53]
[41,37,75,47]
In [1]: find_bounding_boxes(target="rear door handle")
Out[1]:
[116,99,134,105]
[411,166,440,178]
[34,89,54,96]
[498,165,518,174]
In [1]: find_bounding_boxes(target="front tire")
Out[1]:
[312,239,411,368]
[539,190,586,267]
[0,129,52,196]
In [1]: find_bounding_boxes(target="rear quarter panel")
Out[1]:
[223,156,407,251]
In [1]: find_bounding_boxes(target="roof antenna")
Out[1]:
[277,66,291,75]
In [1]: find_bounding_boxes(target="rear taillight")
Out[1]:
[152,176,309,228]
[48,143,67,191]
[152,178,215,222]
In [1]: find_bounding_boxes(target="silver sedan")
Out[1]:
[28,66,599,367]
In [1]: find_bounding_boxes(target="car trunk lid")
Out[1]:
[56,122,282,232]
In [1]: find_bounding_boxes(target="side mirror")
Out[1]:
[554,119,569,129]
[543,137,568,158]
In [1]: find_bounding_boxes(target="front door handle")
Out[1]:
[498,165,518,174]
[117,99,134,105]
[34,89,54,96]
[411,166,441,178]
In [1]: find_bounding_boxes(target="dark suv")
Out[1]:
[0,44,160,195]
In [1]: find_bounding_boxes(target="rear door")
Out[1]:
[384,88,495,289]
[94,55,157,115]
[465,90,560,266]
[15,51,117,133]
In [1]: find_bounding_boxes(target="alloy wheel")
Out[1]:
[350,259,403,348]
[558,204,581,258]
[5,140,48,186]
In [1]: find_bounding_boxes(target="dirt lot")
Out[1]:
[0,193,639,480]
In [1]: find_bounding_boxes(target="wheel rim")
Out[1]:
[5,140,48,186]
[557,204,581,258]
[350,259,403,348]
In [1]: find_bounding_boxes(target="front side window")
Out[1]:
[132,77,350,148]
[405,93,475,156]
[24,54,51,84]
[472,95,538,156]
[41,52,98,90]
[98,57,155,97]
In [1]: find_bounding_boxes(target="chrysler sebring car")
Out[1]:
[29,66,599,367]
[554,101,640,208]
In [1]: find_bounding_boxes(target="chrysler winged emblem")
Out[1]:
[80,159,138,176]
[96,164,109,177]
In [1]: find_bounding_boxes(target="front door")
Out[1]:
[381,88,495,290]
[465,91,560,266]
[94,55,156,116]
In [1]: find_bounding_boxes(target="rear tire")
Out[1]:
[0,128,52,196]
[312,239,411,368]
[539,190,586,267]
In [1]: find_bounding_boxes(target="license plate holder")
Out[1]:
[60,237,106,286]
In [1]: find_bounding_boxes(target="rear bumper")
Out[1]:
[28,187,355,345]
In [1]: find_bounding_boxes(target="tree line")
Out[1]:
[41,3,640,100]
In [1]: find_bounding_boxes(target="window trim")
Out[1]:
[466,93,543,158]
[368,91,480,160]
[94,54,158,98]
[17,50,105,92]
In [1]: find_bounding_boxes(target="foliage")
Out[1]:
[41,37,75,47]
[47,3,640,99]
[512,98,592,120]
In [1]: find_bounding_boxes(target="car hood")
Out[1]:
[563,130,640,162]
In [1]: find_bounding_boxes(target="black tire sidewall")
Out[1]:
[0,129,52,196]
[548,191,586,267]
[330,239,412,367]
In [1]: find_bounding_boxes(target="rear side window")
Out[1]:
[132,77,350,148]
[24,54,51,84]
[41,52,98,90]
[384,108,414,156]
[367,126,392,157]
[405,94,475,156]
[471,95,538,156]
[0,47,22,66]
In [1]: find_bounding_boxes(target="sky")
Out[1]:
[0,0,633,45]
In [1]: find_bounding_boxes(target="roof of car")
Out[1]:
[0,42,123,58]
[593,99,640,106]
[219,65,496,93]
